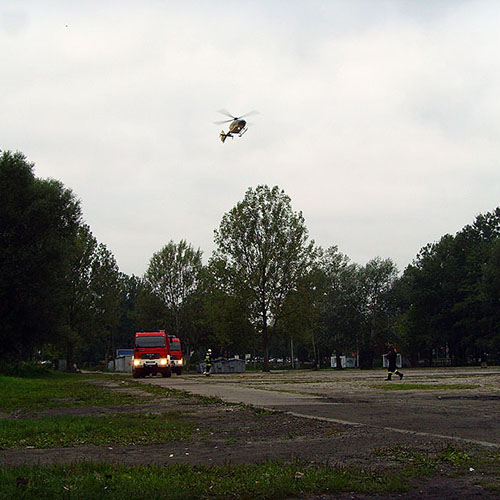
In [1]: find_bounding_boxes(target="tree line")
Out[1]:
[1,151,499,370]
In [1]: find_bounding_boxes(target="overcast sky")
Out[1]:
[2,1,500,276]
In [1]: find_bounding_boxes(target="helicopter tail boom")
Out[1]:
[220,131,232,143]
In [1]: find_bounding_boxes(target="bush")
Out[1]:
[0,361,53,378]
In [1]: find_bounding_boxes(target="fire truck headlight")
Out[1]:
[133,359,140,367]
[178,359,183,366]
[160,358,168,366]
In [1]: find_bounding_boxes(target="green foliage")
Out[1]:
[3,149,500,369]
[0,362,53,378]
[201,262,256,354]
[141,240,204,359]
[213,185,315,370]
[0,151,82,360]
[356,257,399,367]
[299,248,399,369]
[0,151,123,366]
[315,247,363,364]
[66,225,121,366]
[144,240,203,325]
[398,207,500,366]
[113,273,144,350]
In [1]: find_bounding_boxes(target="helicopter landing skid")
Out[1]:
[239,127,248,137]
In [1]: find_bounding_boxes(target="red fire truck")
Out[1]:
[132,331,171,378]
[168,335,183,375]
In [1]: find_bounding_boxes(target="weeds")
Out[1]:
[254,407,275,416]
[0,413,195,448]
[436,443,471,466]
[0,460,411,500]
[372,443,473,475]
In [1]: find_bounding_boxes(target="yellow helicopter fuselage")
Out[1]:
[220,119,248,143]
[228,119,246,134]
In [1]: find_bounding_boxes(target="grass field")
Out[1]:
[1,370,499,499]
[0,373,146,411]
[0,412,195,448]
[0,459,437,500]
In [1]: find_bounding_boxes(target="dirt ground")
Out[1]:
[1,368,500,499]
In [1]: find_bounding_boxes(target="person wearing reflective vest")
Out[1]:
[204,349,212,376]
[385,342,404,380]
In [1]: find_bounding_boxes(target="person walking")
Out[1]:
[385,342,403,380]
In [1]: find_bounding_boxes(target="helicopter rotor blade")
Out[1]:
[217,109,236,119]
[213,119,233,125]
[238,110,260,119]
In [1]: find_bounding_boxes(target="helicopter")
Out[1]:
[215,109,258,143]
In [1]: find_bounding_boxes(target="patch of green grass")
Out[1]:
[437,443,471,466]
[0,373,148,412]
[371,383,480,391]
[462,449,500,492]
[193,394,226,405]
[372,445,436,477]
[372,444,500,491]
[254,407,275,416]
[0,413,195,448]
[372,443,472,472]
[0,461,412,500]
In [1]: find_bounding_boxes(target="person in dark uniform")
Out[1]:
[385,342,403,380]
[204,349,212,376]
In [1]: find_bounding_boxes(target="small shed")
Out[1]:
[330,356,357,368]
[107,355,133,372]
[382,353,403,368]
[198,358,245,374]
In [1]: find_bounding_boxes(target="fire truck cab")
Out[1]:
[168,335,183,375]
[132,331,171,378]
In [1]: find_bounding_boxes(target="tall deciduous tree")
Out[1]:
[357,257,399,368]
[115,273,144,349]
[317,246,363,368]
[213,185,315,371]
[201,261,256,356]
[399,207,500,366]
[64,224,121,367]
[144,240,203,337]
[0,151,82,360]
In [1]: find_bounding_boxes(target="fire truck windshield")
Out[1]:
[170,340,181,351]
[135,336,166,348]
